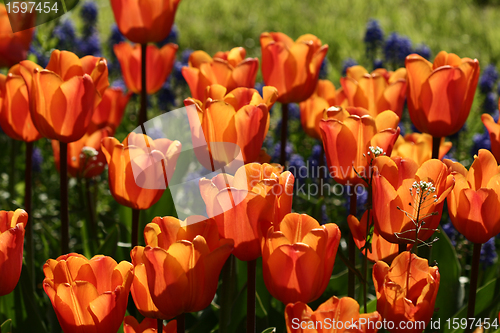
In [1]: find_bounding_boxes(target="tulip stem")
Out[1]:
[157,318,163,333]
[139,43,148,125]
[131,208,140,248]
[247,259,256,333]
[60,141,70,254]
[399,243,406,254]
[465,243,482,333]
[24,141,35,290]
[176,313,185,333]
[348,188,357,299]
[431,136,441,159]
[85,178,98,251]
[280,103,289,167]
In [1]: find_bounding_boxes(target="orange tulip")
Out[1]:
[0,209,28,296]
[110,0,181,44]
[19,50,109,143]
[90,87,132,134]
[373,251,440,333]
[299,79,347,139]
[182,47,259,101]
[347,210,402,263]
[285,296,381,333]
[101,132,181,210]
[199,163,294,261]
[0,4,33,68]
[52,127,111,178]
[319,107,400,185]
[445,149,500,243]
[261,32,328,104]
[124,317,176,333]
[391,133,452,166]
[372,156,454,244]
[405,51,480,137]
[114,42,178,95]
[340,66,407,118]
[137,215,233,319]
[0,65,41,142]
[43,253,134,333]
[482,110,500,164]
[184,84,278,165]
[262,213,340,305]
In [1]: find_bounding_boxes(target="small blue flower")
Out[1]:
[397,121,406,137]
[111,79,126,90]
[383,33,413,68]
[472,129,491,155]
[109,24,125,48]
[181,49,193,64]
[478,64,498,94]
[342,58,358,75]
[32,147,43,173]
[78,32,101,56]
[288,103,300,120]
[271,142,293,163]
[80,2,98,27]
[414,43,431,60]
[54,19,78,52]
[319,57,328,79]
[373,59,384,70]
[289,153,306,184]
[364,19,384,53]
[308,144,327,180]
[483,92,498,114]
[158,80,176,110]
[441,220,458,246]
[480,237,497,269]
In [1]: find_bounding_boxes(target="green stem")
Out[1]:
[60,141,69,254]
[280,103,289,167]
[465,243,482,333]
[247,259,256,333]
[219,255,236,333]
[431,136,441,160]
[131,208,140,248]
[176,313,185,333]
[348,188,357,299]
[24,141,34,290]
[85,178,98,252]
[157,318,163,333]
[139,43,148,125]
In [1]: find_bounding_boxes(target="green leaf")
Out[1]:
[261,328,277,333]
[444,277,500,333]
[1,319,12,333]
[96,224,120,257]
[430,228,462,322]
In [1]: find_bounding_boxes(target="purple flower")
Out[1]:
[384,32,413,68]
[342,58,358,75]
[414,43,431,60]
[479,64,498,94]
[480,237,497,269]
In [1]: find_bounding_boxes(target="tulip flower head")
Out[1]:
[0,4,33,68]
[135,215,233,319]
[405,51,480,137]
[19,50,109,143]
[110,0,181,44]
[182,47,259,101]
[482,109,500,164]
[392,133,452,166]
[341,66,407,118]
[319,106,400,185]
[285,296,381,333]
[373,251,440,333]
[90,87,132,134]
[299,79,347,139]
[261,32,328,104]
[43,253,134,333]
[124,316,176,333]
[262,213,341,305]
[114,42,178,95]
[185,84,278,167]
[445,149,500,243]
[372,156,454,244]
[199,163,294,261]
[0,209,28,296]
[0,65,41,142]
[101,132,181,210]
